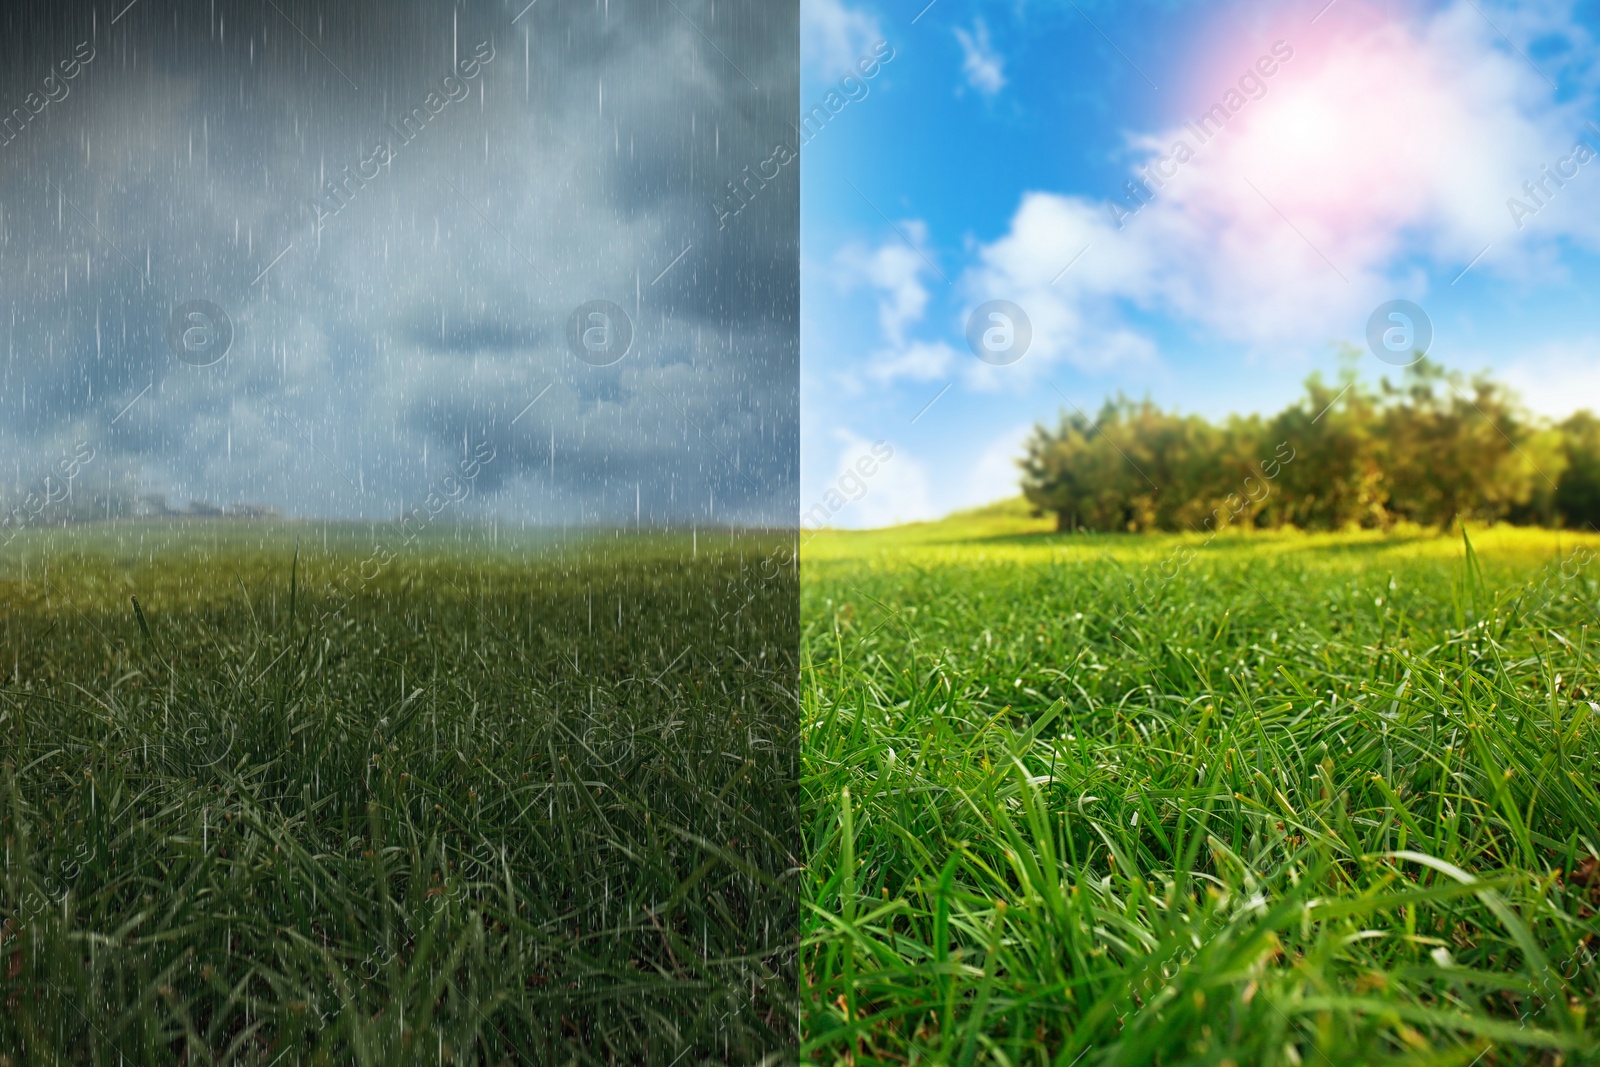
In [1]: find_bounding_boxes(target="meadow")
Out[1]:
[0,522,797,1065]
[801,501,1600,1066]
[7,506,1599,1066]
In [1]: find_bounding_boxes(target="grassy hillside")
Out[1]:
[802,498,1055,558]
[802,513,1600,1065]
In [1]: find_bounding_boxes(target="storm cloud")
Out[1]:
[0,0,797,526]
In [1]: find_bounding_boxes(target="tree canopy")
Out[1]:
[1021,359,1598,533]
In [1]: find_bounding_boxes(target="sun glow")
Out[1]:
[1131,8,1535,267]
[1250,91,1344,160]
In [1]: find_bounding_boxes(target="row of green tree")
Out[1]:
[1020,360,1600,533]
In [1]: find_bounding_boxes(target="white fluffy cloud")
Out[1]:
[803,0,885,81]
[804,430,935,529]
[836,226,934,347]
[962,191,1162,384]
[954,19,1005,96]
[966,1,1600,378]
[834,225,971,386]
[868,341,959,384]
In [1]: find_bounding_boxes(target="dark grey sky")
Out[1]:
[0,0,796,526]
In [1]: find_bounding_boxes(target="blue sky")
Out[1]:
[800,0,1600,527]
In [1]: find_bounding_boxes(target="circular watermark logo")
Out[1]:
[166,300,234,367]
[180,712,236,769]
[1365,299,1432,367]
[565,299,633,367]
[965,300,1032,366]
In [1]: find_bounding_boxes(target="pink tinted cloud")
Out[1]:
[969,0,1597,372]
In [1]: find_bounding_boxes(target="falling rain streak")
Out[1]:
[0,0,798,1061]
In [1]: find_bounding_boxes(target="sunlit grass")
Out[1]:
[802,505,1600,1065]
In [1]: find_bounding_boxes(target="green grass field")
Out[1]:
[801,503,1600,1066]
[6,508,1599,1065]
[0,523,797,1065]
